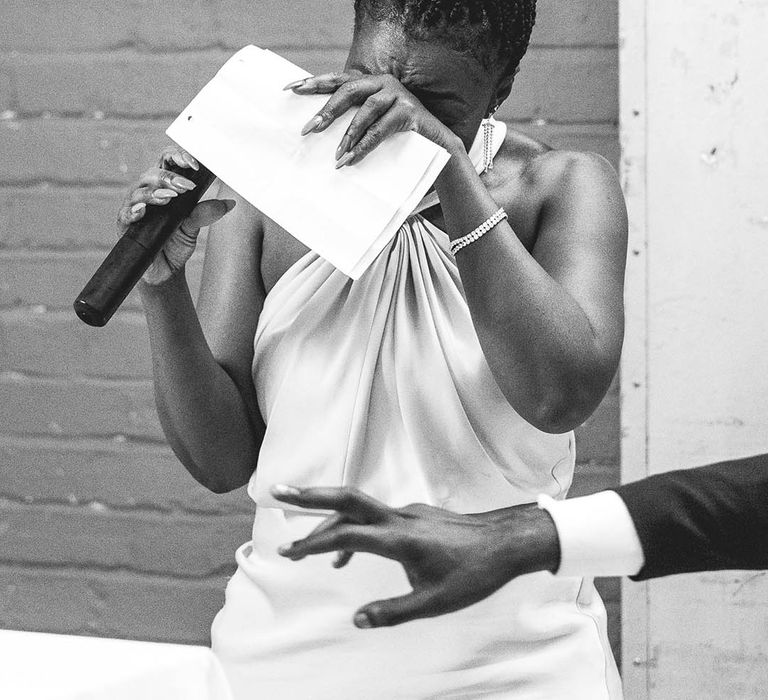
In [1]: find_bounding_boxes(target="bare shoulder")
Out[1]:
[489,130,627,250]
[530,148,624,212]
[212,181,265,236]
[495,130,622,207]
[203,182,310,294]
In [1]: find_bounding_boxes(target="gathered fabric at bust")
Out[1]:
[210,122,622,699]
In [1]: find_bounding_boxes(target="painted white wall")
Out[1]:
[620,1,768,697]
[646,0,768,469]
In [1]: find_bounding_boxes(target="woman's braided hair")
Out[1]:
[353,0,537,77]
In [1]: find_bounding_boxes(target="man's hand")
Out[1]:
[271,485,561,628]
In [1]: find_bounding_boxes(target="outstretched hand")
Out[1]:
[271,485,560,628]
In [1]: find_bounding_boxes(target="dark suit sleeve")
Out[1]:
[614,454,768,581]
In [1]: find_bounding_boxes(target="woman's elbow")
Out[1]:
[191,465,252,494]
[171,447,253,494]
[200,472,245,494]
[507,378,613,434]
[526,398,590,434]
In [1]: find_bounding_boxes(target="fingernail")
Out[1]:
[283,79,306,91]
[336,136,349,160]
[354,612,373,629]
[155,188,178,199]
[222,199,236,213]
[171,177,196,191]
[301,115,323,136]
[335,151,354,169]
[272,484,301,497]
[277,544,293,556]
[183,155,199,170]
[131,203,146,214]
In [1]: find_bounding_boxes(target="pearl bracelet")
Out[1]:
[449,208,508,256]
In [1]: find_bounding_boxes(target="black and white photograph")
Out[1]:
[0,1,766,698]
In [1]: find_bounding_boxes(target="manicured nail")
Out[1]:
[272,484,301,498]
[283,79,307,91]
[335,151,354,169]
[155,188,178,199]
[277,543,293,555]
[336,136,350,160]
[222,199,236,213]
[333,552,351,569]
[301,115,323,136]
[183,155,199,170]
[354,612,373,629]
[131,202,146,214]
[171,176,196,191]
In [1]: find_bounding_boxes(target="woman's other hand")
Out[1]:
[284,72,462,167]
[116,146,236,286]
[271,485,560,628]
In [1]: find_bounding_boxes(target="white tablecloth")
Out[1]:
[0,630,233,699]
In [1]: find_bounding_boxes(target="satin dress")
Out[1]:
[210,122,623,699]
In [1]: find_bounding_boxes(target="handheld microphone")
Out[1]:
[74,163,216,327]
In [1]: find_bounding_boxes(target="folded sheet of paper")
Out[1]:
[166,45,451,278]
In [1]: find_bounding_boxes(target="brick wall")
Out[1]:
[0,0,621,656]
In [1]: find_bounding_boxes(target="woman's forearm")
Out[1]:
[434,147,616,432]
[140,273,262,492]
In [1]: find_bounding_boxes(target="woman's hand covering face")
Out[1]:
[284,71,462,167]
[271,485,560,628]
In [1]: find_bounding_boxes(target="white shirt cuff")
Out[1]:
[537,491,645,578]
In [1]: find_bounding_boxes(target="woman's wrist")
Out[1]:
[437,131,466,159]
[138,267,187,294]
[138,268,192,316]
[440,134,472,169]
[434,142,501,243]
[435,138,477,186]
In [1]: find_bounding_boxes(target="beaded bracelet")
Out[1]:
[449,208,508,256]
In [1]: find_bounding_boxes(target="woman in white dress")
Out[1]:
[117,1,628,697]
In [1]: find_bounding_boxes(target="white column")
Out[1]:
[620,0,768,697]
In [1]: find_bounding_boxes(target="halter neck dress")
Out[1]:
[210,121,622,700]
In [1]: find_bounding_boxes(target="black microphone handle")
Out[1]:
[74,163,216,327]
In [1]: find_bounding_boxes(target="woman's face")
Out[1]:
[345,19,500,150]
